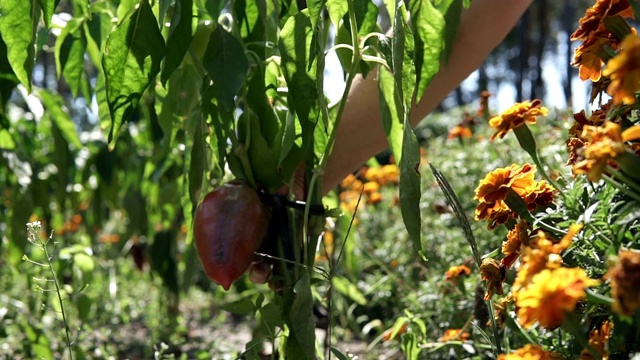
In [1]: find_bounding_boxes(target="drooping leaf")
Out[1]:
[102,0,165,149]
[161,0,194,85]
[439,0,464,66]
[327,0,348,26]
[202,27,249,111]
[0,35,19,118]
[378,68,403,162]
[37,0,57,29]
[0,0,38,92]
[279,10,318,138]
[409,0,445,101]
[307,0,326,29]
[399,121,423,256]
[392,3,415,111]
[289,271,315,360]
[37,89,82,149]
[55,17,86,98]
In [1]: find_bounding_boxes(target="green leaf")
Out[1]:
[0,128,15,149]
[188,118,205,206]
[307,0,326,29]
[102,0,165,149]
[222,298,256,314]
[332,276,367,305]
[392,2,415,111]
[330,348,350,360]
[37,89,83,149]
[37,0,57,29]
[378,67,403,162]
[279,11,317,126]
[55,17,86,98]
[409,0,445,101]
[0,0,38,92]
[202,27,249,111]
[439,0,464,66]
[327,0,348,26]
[289,272,315,360]
[161,0,194,85]
[399,123,422,256]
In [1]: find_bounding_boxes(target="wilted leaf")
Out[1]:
[102,0,165,149]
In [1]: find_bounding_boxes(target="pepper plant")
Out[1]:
[0,0,466,357]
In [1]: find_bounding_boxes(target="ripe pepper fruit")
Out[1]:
[193,180,270,290]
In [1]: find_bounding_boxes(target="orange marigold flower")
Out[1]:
[515,267,599,329]
[498,344,564,360]
[605,249,640,316]
[439,328,470,342]
[474,164,536,204]
[603,34,640,105]
[501,220,530,268]
[381,322,407,342]
[444,265,472,282]
[491,295,514,328]
[379,164,400,185]
[488,100,548,140]
[573,33,611,82]
[367,191,383,205]
[580,321,613,360]
[572,122,627,181]
[477,91,492,118]
[571,0,634,41]
[362,181,380,195]
[340,174,357,188]
[447,125,473,140]
[481,258,505,300]
[521,180,556,212]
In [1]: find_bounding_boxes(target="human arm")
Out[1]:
[321,0,534,194]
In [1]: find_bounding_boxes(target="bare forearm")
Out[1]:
[323,0,533,194]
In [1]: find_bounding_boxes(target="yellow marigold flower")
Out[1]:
[580,321,613,360]
[439,328,470,342]
[364,167,381,182]
[515,267,600,329]
[572,122,627,181]
[498,344,565,360]
[603,34,640,105]
[444,265,472,282]
[481,258,504,300]
[339,190,361,213]
[571,0,634,41]
[605,249,640,316]
[570,103,612,138]
[447,125,473,140]
[488,100,548,140]
[514,225,583,290]
[491,294,514,328]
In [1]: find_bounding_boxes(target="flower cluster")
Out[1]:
[338,164,399,213]
[474,164,555,229]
